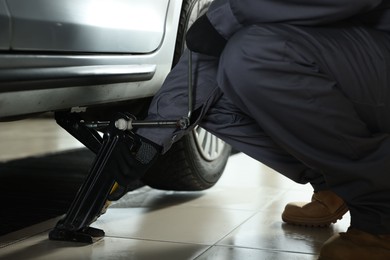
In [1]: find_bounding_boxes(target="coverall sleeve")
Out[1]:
[207,0,383,39]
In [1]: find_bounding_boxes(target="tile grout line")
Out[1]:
[192,188,296,259]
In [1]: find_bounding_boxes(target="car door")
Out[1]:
[0,0,10,50]
[5,0,170,53]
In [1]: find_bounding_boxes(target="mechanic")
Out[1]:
[120,0,390,259]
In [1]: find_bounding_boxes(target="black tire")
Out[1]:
[142,0,231,191]
[172,0,214,67]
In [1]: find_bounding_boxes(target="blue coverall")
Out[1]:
[137,0,390,235]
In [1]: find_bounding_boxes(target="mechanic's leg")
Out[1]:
[199,94,347,227]
[137,50,326,189]
[217,23,390,256]
[136,50,222,153]
[199,94,326,189]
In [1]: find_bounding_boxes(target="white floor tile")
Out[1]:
[0,118,353,260]
[218,209,350,255]
[0,118,83,162]
[0,233,209,260]
[93,207,254,245]
[197,246,317,260]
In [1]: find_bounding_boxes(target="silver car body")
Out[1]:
[0,0,182,118]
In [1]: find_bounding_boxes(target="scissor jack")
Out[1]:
[48,52,195,243]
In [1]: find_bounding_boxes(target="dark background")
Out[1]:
[0,148,94,236]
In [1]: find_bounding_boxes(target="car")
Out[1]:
[0,0,231,191]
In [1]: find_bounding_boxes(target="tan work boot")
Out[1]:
[282,190,348,227]
[318,228,390,260]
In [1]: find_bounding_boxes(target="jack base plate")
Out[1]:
[49,226,105,244]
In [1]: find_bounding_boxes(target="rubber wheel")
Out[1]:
[142,0,231,191]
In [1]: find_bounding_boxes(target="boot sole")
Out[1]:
[281,203,349,227]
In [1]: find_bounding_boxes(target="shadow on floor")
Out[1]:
[0,149,94,235]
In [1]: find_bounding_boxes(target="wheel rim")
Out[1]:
[193,126,226,161]
[186,1,226,162]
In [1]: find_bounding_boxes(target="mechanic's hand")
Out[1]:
[186,14,227,57]
[107,132,161,201]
